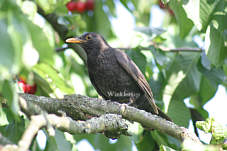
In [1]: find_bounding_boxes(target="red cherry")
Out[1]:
[74,1,86,13]
[66,1,86,13]
[159,0,166,9]
[66,1,78,12]
[85,0,94,11]
[29,84,37,94]
[18,77,37,94]
[26,84,37,94]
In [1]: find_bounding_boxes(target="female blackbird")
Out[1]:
[66,32,171,121]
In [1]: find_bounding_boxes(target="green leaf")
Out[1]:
[134,27,166,37]
[34,0,65,13]
[24,19,54,65]
[32,63,74,97]
[167,99,191,127]
[200,51,211,70]
[169,0,193,38]
[45,135,58,151]
[119,0,133,13]
[162,53,200,126]
[0,117,26,143]
[150,131,180,150]
[126,49,147,74]
[105,0,116,17]
[160,145,176,151]
[162,53,200,112]
[21,1,37,19]
[182,0,221,31]
[74,134,132,151]
[134,0,152,25]
[196,118,214,133]
[173,59,201,100]
[205,22,226,67]
[0,107,9,126]
[127,122,143,143]
[198,76,218,106]
[198,65,225,88]
[55,129,72,151]
[136,131,155,151]
[196,118,227,145]
[204,0,227,66]
[92,1,114,38]
[1,80,20,118]
[149,72,165,101]
[0,19,15,74]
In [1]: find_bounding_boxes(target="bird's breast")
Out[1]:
[87,53,141,102]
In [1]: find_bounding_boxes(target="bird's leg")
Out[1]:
[126,97,135,106]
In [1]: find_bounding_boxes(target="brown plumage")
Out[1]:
[66,32,171,121]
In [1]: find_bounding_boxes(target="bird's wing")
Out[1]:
[114,49,159,114]
[88,71,109,99]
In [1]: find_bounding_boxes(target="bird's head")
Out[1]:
[66,32,110,55]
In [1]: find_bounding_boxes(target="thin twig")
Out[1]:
[55,47,69,52]
[118,46,203,52]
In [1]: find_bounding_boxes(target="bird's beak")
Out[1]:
[65,37,86,43]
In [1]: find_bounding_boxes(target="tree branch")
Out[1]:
[18,93,201,144]
[18,113,128,151]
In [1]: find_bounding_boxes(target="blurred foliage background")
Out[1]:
[0,0,226,150]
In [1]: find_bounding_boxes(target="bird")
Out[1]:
[66,32,171,121]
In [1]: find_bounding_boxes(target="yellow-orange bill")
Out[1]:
[66,38,84,43]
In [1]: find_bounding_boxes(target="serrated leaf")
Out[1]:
[24,19,54,65]
[173,60,201,100]
[204,1,227,66]
[169,0,193,38]
[163,53,200,112]
[32,63,74,97]
[196,118,214,133]
[182,0,220,31]
[205,24,226,67]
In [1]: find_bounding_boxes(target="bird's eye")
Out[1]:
[85,35,91,40]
